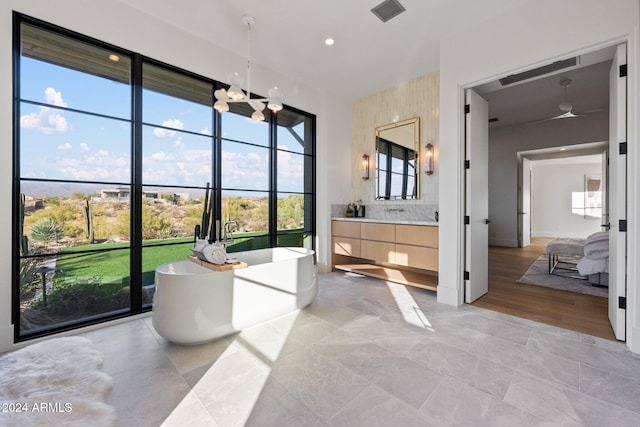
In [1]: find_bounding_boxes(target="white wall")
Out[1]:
[0,0,351,351]
[488,112,608,246]
[318,92,352,272]
[438,0,640,352]
[530,162,603,238]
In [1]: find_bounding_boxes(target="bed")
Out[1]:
[545,231,609,287]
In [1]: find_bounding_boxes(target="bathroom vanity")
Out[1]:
[331,218,438,290]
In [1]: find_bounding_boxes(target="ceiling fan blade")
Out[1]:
[581,107,607,114]
[549,111,579,120]
[527,111,582,125]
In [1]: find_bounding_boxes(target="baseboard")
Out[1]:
[533,231,594,239]
[0,324,15,354]
[629,326,640,354]
[437,284,461,306]
[489,238,518,247]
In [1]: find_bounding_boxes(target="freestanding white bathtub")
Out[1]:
[152,247,317,344]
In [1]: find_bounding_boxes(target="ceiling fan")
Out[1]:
[549,78,582,120]
[529,77,602,124]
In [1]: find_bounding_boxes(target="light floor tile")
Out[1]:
[269,347,370,420]
[330,384,435,427]
[419,376,500,426]
[407,338,515,399]
[62,271,640,426]
[579,364,640,413]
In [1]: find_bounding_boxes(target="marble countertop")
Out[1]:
[332,217,439,226]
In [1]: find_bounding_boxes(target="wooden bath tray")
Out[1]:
[188,256,248,271]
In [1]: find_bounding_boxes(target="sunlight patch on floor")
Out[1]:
[385,281,434,332]
[161,310,301,426]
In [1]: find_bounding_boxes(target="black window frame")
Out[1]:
[12,12,316,342]
[377,137,417,200]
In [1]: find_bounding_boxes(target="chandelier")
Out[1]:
[213,15,283,121]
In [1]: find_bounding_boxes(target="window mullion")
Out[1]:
[269,113,278,247]
[130,53,143,314]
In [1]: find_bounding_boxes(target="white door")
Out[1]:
[465,89,489,303]
[608,43,627,341]
[521,157,532,247]
[600,149,608,227]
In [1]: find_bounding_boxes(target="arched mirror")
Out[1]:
[375,117,420,200]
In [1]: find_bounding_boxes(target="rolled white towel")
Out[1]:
[193,239,208,253]
[202,243,227,265]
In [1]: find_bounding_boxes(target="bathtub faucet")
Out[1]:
[222,221,238,246]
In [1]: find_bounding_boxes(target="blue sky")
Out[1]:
[19,57,305,196]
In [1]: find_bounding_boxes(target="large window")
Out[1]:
[13,15,315,340]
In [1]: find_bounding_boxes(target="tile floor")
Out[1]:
[77,272,640,426]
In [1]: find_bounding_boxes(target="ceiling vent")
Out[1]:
[499,57,579,86]
[371,0,406,23]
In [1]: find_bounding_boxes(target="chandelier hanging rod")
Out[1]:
[213,15,283,121]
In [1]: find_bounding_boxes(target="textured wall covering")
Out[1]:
[351,72,439,206]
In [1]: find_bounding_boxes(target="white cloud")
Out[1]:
[153,119,184,138]
[80,143,89,151]
[277,150,303,177]
[21,107,68,134]
[98,149,109,156]
[151,151,173,161]
[45,87,68,107]
[200,128,211,136]
[20,87,69,134]
[57,143,72,150]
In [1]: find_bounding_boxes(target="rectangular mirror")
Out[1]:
[375,117,420,200]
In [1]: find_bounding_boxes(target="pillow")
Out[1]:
[586,231,609,243]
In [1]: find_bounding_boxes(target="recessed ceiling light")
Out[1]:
[108,54,120,62]
[324,38,334,46]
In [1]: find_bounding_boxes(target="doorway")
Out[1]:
[464,44,626,340]
[519,148,607,246]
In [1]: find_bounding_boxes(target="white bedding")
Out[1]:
[577,256,608,276]
[584,239,609,259]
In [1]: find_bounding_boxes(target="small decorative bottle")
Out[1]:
[346,204,354,218]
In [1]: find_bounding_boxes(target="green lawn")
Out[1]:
[26,230,306,321]
[54,229,305,287]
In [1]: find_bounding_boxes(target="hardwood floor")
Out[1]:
[472,237,616,341]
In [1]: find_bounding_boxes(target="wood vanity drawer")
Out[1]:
[394,244,439,271]
[361,222,395,242]
[332,237,361,257]
[361,240,395,264]
[395,224,438,247]
[332,220,361,238]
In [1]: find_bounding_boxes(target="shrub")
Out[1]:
[29,217,62,245]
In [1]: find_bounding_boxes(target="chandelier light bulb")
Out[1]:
[214,100,229,112]
[251,110,265,121]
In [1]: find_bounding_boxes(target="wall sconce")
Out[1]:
[425,143,434,175]
[362,154,370,180]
